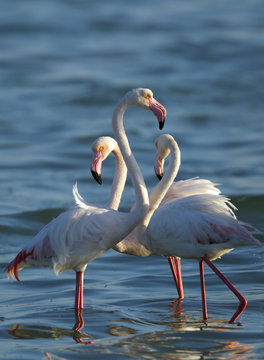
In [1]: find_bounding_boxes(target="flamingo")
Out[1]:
[145,134,261,323]
[85,134,261,323]
[5,88,166,310]
[85,136,223,299]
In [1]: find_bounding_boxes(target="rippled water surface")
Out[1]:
[1,1,264,359]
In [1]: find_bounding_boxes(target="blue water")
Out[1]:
[1,0,264,359]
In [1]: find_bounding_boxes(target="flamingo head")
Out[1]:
[90,136,118,184]
[154,134,174,180]
[125,88,166,129]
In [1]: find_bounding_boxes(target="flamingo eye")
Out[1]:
[145,94,152,100]
[97,146,104,153]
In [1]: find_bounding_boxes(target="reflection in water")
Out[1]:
[107,323,137,337]
[105,330,253,360]
[8,309,93,345]
[168,298,187,331]
[169,298,205,331]
[45,352,68,360]
[201,341,253,360]
[8,323,74,340]
[168,297,247,331]
[7,302,255,359]
[96,299,253,359]
[169,298,184,318]
[73,309,94,345]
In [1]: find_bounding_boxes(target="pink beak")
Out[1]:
[90,152,103,184]
[154,156,164,180]
[149,97,166,129]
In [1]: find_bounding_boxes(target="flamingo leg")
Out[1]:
[174,257,184,299]
[75,271,84,309]
[168,257,184,299]
[202,255,247,323]
[199,259,208,323]
[168,257,179,292]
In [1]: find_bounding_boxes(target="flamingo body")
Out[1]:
[144,193,259,261]
[142,134,260,323]
[111,179,225,257]
[6,180,143,282]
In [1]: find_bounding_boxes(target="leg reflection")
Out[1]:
[169,298,184,330]
[169,298,183,317]
[73,309,94,345]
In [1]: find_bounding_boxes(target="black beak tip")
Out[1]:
[91,170,102,185]
[159,119,165,130]
[156,173,163,181]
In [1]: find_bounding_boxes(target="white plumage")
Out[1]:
[145,193,258,260]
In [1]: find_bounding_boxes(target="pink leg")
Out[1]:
[168,257,179,290]
[202,255,247,323]
[75,271,84,309]
[168,257,184,299]
[174,257,184,299]
[199,259,208,323]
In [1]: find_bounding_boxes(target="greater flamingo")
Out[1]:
[5,88,166,309]
[85,134,260,323]
[85,136,223,299]
[145,134,261,323]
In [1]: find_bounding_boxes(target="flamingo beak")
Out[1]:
[149,97,166,130]
[156,173,163,181]
[91,170,102,185]
[154,156,164,181]
[90,152,103,185]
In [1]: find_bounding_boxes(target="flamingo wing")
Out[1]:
[45,205,134,274]
[6,203,132,279]
[145,194,261,260]
[159,178,223,207]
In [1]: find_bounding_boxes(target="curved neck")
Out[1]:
[112,100,149,223]
[108,147,127,210]
[141,138,181,228]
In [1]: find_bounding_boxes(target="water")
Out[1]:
[1,0,264,359]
